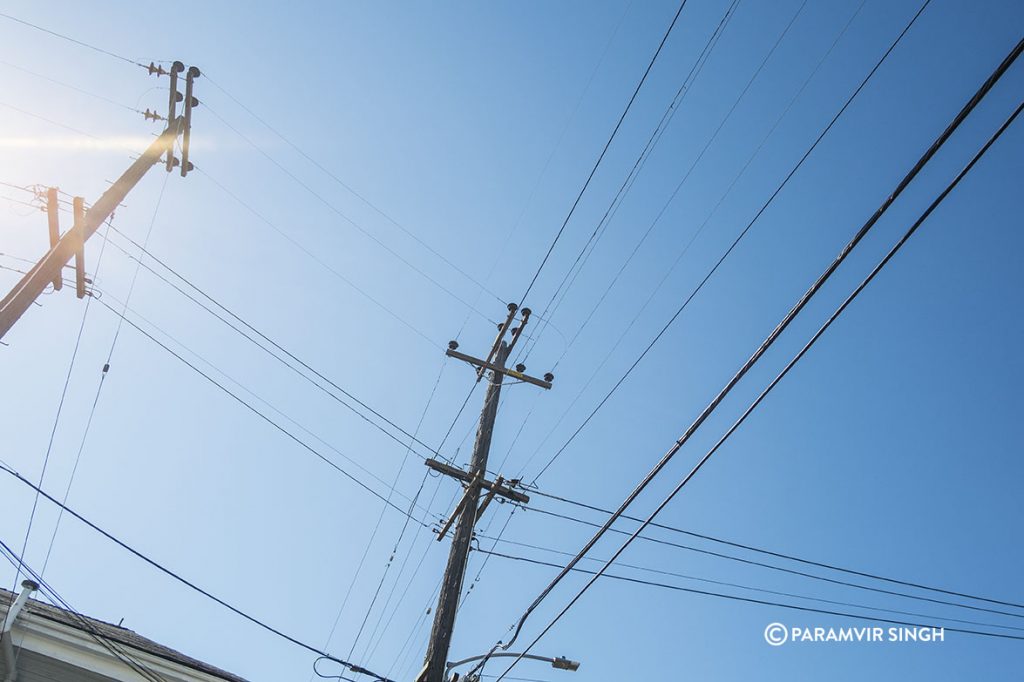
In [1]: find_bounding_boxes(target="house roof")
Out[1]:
[1,587,247,682]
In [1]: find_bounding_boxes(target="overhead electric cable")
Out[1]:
[200,104,493,324]
[476,545,1024,632]
[482,18,1018,678]
[527,488,1024,610]
[39,172,170,579]
[516,0,689,306]
[0,12,152,68]
[202,74,503,308]
[529,0,932,482]
[90,296,432,523]
[0,473,397,682]
[495,80,1024,682]
[479,550,1024,642]
[99,224,446,462]
[195,166,441,349]
[486,509,1024,619]
[0,541,171,682]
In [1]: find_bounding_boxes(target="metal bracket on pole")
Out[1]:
[476,303,518,381]
[436,472,481,542]
[425,458,529,504]
[0,59,198,340]
[445,348,552,389]
[475,475,503,522]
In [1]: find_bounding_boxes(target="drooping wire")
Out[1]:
[0,465,398,682]
[0,538,171,682]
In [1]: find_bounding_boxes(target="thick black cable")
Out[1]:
[497,89,1024,682]
[0,539,171,682]
[516,0,689,306]
[0,462,397,682]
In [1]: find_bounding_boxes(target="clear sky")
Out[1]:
[1,1,1022,681]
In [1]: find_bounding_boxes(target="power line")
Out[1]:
[494,81,1024,682]
[0,12,152,69]
[491,507,1024,620]
[520,0,746,362]
[478,550,1024,642]
[528,0,932,482]
[332,364,448,665]
[0,100,101,139]
[196,164,442,349]
[90,294,432,523]
[0,462,398,682]
[7,202,118,613]
[99,223,447,462]
[527,488,1024,611]
[39,174,170,581]
[477,543,1024,632]
[0,540,172,682]
[200,104,494,325]
[484,13,1015,676]
[202,75,504,309]
[512,0,869,479]
[0,58,153,116]
[516,0,689,306]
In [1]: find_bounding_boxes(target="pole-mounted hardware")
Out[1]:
[419,303,553,682]
[0,59,200,340]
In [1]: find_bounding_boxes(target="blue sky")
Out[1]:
[1,1,1022,680]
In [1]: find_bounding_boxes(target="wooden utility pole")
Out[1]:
[0,61,200,341]
[418,304,553,682]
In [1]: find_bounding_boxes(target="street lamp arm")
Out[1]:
[446,652,580,676]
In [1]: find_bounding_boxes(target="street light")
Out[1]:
[443,652,581,681]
